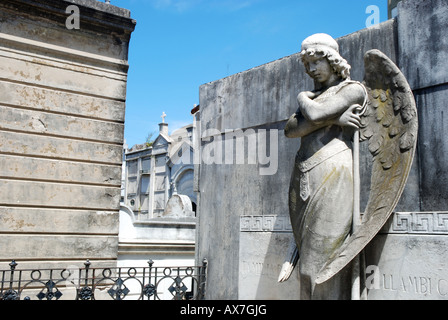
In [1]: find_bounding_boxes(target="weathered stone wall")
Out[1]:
[0,0,135,269]
[397,0,448,211]
[196,0,448,300]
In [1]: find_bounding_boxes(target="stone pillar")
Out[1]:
[388,0,402,18]
[0,0,136,269]
[159,122,169,136]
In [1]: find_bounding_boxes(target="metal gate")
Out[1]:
[0,259,207,300]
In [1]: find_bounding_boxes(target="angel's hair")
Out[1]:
[300,48,351,80]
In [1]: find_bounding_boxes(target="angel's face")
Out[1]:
[305,56,334,84]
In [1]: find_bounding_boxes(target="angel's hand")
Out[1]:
[334,104,363,128]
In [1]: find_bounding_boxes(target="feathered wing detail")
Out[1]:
[278,237,299,282]
[315,49,418,285]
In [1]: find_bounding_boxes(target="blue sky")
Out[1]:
[111,0,388,148]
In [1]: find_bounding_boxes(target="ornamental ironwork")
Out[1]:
[0,259,207,301]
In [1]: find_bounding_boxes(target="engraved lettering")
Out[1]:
[400,276,407,292]
[438,279,448,296]
[420,277,430,295]
[370,269,448,298]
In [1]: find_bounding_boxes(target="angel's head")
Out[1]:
[300,33,351,85]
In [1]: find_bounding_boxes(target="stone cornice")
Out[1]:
[0,0,136,37]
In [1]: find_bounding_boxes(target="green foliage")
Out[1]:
[145,131,155,147]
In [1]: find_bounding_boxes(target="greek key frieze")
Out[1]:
[240,215,292,233]
[382,212,448,234]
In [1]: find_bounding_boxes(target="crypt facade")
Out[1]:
[118,116,197,280]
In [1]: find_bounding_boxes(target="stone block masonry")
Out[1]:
[0,0,135,269]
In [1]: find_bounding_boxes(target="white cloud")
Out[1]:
[148,0,261,13]
[149,0,202,12]
[168,119,193,134]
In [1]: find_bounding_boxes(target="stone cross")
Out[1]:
[161,112,167,123]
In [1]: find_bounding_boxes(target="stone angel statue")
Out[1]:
[280,33,418,300]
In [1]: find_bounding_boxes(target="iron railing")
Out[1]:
[0,259,207,301]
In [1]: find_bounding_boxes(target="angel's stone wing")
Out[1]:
[316,49,418,285]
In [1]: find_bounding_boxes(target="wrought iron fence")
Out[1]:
[0,259,207,301]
